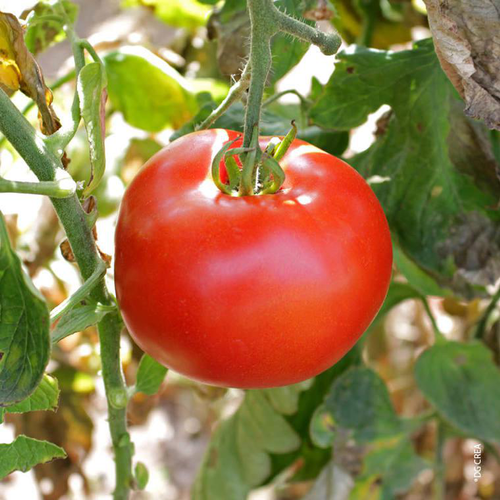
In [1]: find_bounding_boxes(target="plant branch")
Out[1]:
[79,39,103,64]
[433,420,446,500]
[50,259,108,323]
[421,296,446,344]
[263,89,312,108]
[0,174,75,198]
[243,0,276,149]
[475,285,500,339]
[196,63,251,131]
[237,0,341,193]
[275,9,341,55]
[0,88,133,500]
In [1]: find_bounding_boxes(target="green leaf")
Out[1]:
[415,341,500,443]
[24,0,79,55]
[393,242,451,297]
[325,367,402,443]
[122,0,211,30]
[51,303,111,343]
[350,436,429,500]
[269,348,360,482]
[5,374,59,414]
[309,44,433,130]
[262,380,313,415]
[0,212,50,405]
[0,435,66,480]
[299,126,349,157]
[193,385,306,499]
[103,46,196,132]
[195,348,360,499]
[77,62,107,197]
[135,353,168,396]
[303,462,354,500]
[311,40,500,292]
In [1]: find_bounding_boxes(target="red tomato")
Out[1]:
[114,129,392,388]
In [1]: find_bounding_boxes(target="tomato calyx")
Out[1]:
[211,121,297,196]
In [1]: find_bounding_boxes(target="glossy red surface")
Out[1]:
[114,129,392,388]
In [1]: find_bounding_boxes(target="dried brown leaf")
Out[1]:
[424,0,500,130]
[0,12,60,134]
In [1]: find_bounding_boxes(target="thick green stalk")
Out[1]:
[0,88,133,500]
[239,0,341,195]
[243,0,276,151]
[275,10,341,54]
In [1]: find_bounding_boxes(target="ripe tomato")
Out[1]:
[114,129,392,388]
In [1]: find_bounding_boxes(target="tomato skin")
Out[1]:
[114,129,392,388]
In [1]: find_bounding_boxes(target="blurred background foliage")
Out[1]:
[1,0,500,499]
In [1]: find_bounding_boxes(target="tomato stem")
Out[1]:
[207,1,341,195]
[241,0,341,190]
[240,125,261,195]
[0,20,135,499]
[196,63,251,131]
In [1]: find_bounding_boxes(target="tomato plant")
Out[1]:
[2,0,500,497]
[114,129,392,388]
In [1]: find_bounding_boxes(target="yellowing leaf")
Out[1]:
[0,13,21,92]
[0,11,60,134]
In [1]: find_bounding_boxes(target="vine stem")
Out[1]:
[196,63,251,131]
[262,89,312,108]
[239,0,341,194]
[421,296,446,344]
[243,0,275,150]
[0,89,133,499]
[50,260,107,323]
[475,285,500,339]
[433,420,446,500]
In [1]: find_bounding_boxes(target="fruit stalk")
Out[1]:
[239,0,341,194]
